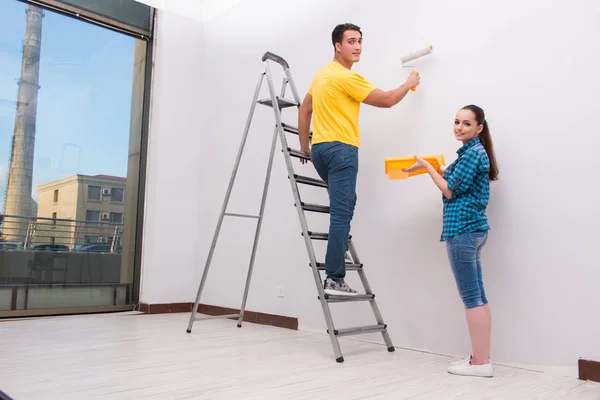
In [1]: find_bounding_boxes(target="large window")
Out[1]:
[0,0,152,316]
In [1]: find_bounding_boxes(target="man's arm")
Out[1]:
[298,92,313,154]
[362,71,420,108]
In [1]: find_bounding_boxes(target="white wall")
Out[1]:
[141,0,600,372]
[139,9,205,305]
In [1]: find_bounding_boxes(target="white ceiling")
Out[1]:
[134,0,244,23]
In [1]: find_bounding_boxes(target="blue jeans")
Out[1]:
[446,230,489,309]
[311,142,358,281]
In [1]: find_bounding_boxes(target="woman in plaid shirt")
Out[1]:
[403,104,499,378]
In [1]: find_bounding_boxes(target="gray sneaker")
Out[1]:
[324,277,359,296]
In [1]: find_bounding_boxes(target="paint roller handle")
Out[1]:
[407,70,420,92]
[262,52,290,69]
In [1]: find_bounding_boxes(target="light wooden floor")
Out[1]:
[1,312,599,399]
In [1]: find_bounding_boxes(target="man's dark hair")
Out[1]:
[332,23,362,48]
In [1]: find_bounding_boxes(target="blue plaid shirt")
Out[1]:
[440,137,491,241]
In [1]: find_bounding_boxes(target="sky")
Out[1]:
[0,0,137,210]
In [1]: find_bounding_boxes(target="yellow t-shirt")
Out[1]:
[308,61,375,148]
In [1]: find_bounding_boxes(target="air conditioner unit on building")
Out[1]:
[102,188,111,196]
[101,213,110,220]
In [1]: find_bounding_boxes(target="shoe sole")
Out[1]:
[324,289,361,296]
[448,370,494,378]
[447,364,494,378]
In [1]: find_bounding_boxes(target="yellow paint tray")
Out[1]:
[385,155,445,180]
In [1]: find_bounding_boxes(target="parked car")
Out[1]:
[31,244,70,252]
[78,243,121,254]
[0,242,23,250]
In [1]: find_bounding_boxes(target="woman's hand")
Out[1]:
[404,156,453,199]
[402,155,429,172]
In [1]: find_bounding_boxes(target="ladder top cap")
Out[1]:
[262,51,289,69]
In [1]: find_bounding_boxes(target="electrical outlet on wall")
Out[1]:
[276,286,284,298]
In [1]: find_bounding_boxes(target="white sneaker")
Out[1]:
[450,355,472,366]
[450,355,493,366]
[447,360,494,378]
[324,277,360,296]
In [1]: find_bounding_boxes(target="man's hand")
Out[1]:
[300,147,311,164]
[405,70,420,90]
[363,71,421,108]
[298,92,313,164]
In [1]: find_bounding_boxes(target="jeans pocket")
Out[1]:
[447,234,460,246]
[328,144,348,173]
[467,230,487,247]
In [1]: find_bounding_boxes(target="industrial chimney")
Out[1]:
[3,5,44,242]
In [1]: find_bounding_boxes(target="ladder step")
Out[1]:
[292,174,327,188]
[303,231,352,241]
[320,293,374,303]
[224,213,261,219]
[286,148,310,160]
[281,122,312,138]
[258,97,298,109]
[329,324,387,337]
[299,202,329,214]
[315,262,363,270]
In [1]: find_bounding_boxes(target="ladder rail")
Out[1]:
[237,72,290,327]
[266,63,320,278]
[348,239,395,351]
[264,62,319,276]
[284,69,303,106]
[187,73,265,333]
[263,60,344,361]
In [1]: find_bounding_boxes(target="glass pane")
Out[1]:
[0,1,147,314]
[85,210,100,221]
[110,212,123,223]
[52,0,152,32]
[110,187,124,202]
[87,185,101,200]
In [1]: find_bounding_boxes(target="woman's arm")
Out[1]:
[404,151,482,200]
[424,162,453,199]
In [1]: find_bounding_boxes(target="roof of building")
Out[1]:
[37,174,127,190]
[94,175,127,182]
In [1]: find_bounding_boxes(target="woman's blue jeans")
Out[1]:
[446,230,489,309]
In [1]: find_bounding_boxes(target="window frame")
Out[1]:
[20,0,154,39]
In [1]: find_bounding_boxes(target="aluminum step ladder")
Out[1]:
[186,52,395,363]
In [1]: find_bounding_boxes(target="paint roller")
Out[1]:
[400,45,433,91]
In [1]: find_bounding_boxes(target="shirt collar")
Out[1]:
[457,137,481,155]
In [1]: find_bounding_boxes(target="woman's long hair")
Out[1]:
[462,104,499,181]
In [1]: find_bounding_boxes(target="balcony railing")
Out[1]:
[0,214,123,254]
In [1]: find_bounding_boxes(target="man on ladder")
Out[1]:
[187,25,418,362]
[297,23,420,295]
